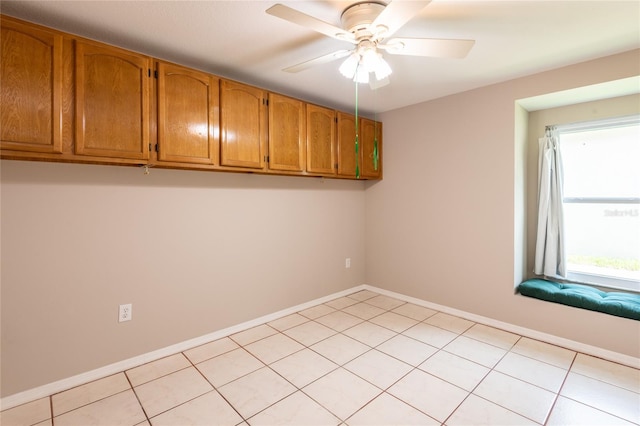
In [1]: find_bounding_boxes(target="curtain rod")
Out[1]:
[545,114,639,134]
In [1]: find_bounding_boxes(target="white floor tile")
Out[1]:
[424,312,474,334]
[443,335,507,368]
[311,334,370,365]
[546,396,637,426]
[342,321,396,347]
[244,333,304,364]
[149,390,243,426]
[418,350,490,391]
[391,303,437,321]
[325,296,360,310]
[342,303,386,320]
[283,320,336,346]
[315,311,364,332]
[347,290,379,302]
[183,337,239,364]
[346,392,440,426]
[362,295,405,311]
[303,368,381,421]
[54,390,145,426]
[494,351,568,392]
[446,394,538,426]
[52,373,131,416]
[126,354,191,387]
[462,324,519,350]
[230,324,278,346]
[402,322,458,348]
[134,367,212,418]
[560,372,640,423]
[196,348,263,387]
[473,370,556,424]
[298,304,336,319]
[510,337,576,369]
[387,369,468,422]
[218,367,296,419]
[0,397,51,426]
[344,349,413,389]
[267,313,309,332]
[368,311,419,333]
[248,391,340,426]
[270,348,338,388]
[376,334,438,367]
[571,353,640,392]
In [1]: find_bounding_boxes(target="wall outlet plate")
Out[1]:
[119,304,132,322]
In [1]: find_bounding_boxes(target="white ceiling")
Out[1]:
[2,1,639,116]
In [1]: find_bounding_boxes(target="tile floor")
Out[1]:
[2,289,640,425]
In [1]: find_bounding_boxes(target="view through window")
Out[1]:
[559,115,640,292]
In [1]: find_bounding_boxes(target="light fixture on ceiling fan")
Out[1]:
[266,1,475,87]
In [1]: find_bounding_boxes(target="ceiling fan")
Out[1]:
[266,1,475,88]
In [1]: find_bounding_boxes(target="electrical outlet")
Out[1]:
[119,304,132,322]
[345,258,351,269]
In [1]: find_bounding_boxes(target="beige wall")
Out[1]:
[2,49,639,399]
[366,50,640,358]
[1,161,366,396]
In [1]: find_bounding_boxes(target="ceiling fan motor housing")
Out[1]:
[341,2,386,40]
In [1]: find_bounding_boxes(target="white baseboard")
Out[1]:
[363,284,640,369]
[3,282,638,411]
[0,285,366,411]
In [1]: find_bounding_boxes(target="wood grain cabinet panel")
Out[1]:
[360,118,382,179]
[75,41,150,160]
[1,16,63,153]
[337,111,357,178]
[306,104,336,176]
[157,61,219,165]
[268,93,305,172]
[220,80,266,169]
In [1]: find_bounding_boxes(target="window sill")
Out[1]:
[565,268,639,293]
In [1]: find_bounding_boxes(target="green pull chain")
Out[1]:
[373,132,378,171]
[355,76,360,179]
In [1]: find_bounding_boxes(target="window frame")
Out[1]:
[557,114,640,292]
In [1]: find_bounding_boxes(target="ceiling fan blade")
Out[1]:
[371,0,431,40]
[267,4,355,43]
[283,50,352,73]
[381,38,475,58]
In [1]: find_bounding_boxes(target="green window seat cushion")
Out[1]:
[518,279,640,320]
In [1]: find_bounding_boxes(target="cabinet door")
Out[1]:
[268,93,305,172]
[360,118,382,179]
[306,104,336,176]
[336,111,357,178]
[157,62,219,165]
[220,80,266,169]
[1,17,63,153]
[75,41,150,160]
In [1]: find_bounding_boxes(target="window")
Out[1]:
[558,115,640,292]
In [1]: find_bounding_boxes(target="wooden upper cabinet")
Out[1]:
[75,41,150,160]
[336,111,357,178]
[220,80,267,169]
[306,104,336,176]
[157,62,219,165]
[1,16,63,153]
[268,93,305,172]
[360,118,382,179]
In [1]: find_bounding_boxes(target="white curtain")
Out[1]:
[534,127,567,278]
